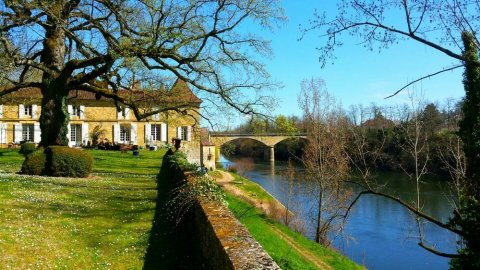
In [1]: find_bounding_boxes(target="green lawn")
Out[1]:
[230,172,276,201]
[0,149,166,269]
[226,188,364,270]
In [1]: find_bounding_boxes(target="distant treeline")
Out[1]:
[222,99,464,179]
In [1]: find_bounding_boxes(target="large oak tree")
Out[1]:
[0,0,283,146]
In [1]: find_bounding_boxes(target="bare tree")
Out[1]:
[0,0,285,146]
[344,94,463,258]
[280,158,298,227]
[298,77,351,246]
[304,0,477,79]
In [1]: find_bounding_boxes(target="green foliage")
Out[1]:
[19,142,37,156]
[47,146,93,178]
[275,115,298,134]
[449,196,480,269]
[250,116,269,134]
[227,165,238,173]
[458,31,480,188]
[449,31,480,270]
[222,139,267,159]
[21,151,46,175]
[227,194,362,270]
[189,175,227,203]
[164,152,226,223]
[164,151,198,171]
[89,125,107,147]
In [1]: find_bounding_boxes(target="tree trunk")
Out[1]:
[315,187,323,243]
[39,81,69,147]
[39,14,68,147]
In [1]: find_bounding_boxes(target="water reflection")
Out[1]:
[270,160,275,177]
[219,155,458,270]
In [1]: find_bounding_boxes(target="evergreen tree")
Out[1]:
[450,31,480,270]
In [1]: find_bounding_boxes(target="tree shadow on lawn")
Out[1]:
[143,156,198,270]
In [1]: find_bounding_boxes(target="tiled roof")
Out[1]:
[201,140,215,146]
[0,79,202,104]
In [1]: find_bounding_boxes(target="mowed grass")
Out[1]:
[227,194,363,270]
[0,148,165,269]
[230,172,275,201]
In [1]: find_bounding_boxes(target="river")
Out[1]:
[219,156,459,270]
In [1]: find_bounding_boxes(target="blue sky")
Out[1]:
[257,1,465,117]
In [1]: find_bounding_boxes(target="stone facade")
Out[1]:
[0,80,201,157]
[201,141,216,170]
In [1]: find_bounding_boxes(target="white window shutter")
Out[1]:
[80,105,85,119]
[125,108,130,120]
[32,105,38,118]
[14,123,22,143]
[113,124,120,143]
[33,123,41,143]
[0,123,7,144]
[187,126,192,141]
[82,123,89,145]
[0,105,3,118]
[67,123,73,147]
[161,123,167,142]
[130,123,137,144]
[68,105,73,115]
[18,104,24,118]
[177,127,181,138]
[145,124,151,143]
[117,110,122,120]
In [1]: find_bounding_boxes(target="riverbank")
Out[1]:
[210,170,363,270]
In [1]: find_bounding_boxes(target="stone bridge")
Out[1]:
[209,133,307,162]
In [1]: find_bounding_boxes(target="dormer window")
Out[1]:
[19,104,37,118]
[117,106,130,120]
[72,106,81,117]
[68,104,85,119]
[24,105,32,116]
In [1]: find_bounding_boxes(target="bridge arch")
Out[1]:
[210,133,307,162]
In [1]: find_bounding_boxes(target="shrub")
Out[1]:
[227,165,237,174]
[19,142,37,156]
[47,146,93,178]
[164,151,198,172]
[21,151,46,175]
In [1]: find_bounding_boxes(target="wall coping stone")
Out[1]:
[196,198,280,270]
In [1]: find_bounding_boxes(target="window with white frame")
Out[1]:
[70,124,82,145]
[22,124,34,142]
[120,125,130,143]
[180,126,188,141]
[72,106,82,117]
[151,124,161,141]
[24,105,33,117]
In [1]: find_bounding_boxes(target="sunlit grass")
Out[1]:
[227,194,363,270]
[230,172,275,201]
[0,148,166,269]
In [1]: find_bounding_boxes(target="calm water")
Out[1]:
[219,156,458,270]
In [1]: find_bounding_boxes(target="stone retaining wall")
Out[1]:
[165,153,279,270]
[193,198,280,270]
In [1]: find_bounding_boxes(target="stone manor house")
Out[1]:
[0,79,215,168]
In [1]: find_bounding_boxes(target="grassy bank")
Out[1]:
[0,149,165,269]
[223,172,363,270]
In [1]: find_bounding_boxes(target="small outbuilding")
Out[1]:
[201,140,216,171]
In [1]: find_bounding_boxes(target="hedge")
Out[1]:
[21,146,93,178]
